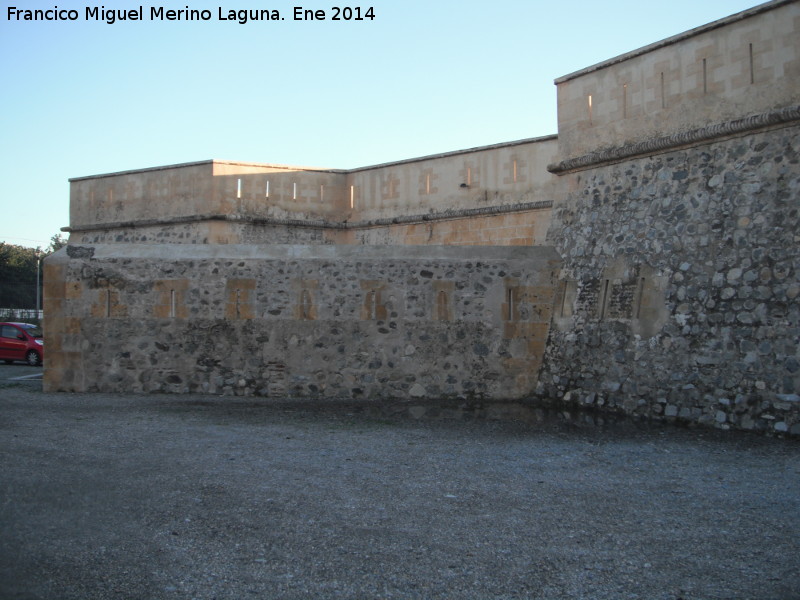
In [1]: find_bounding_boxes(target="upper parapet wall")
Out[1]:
[553,0,800,163]
[68,160,348,236]
[346,136,560,223]
[67,135,560,243]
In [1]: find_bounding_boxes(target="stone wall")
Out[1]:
[45,0,799,435]
[67,136,560,249]
[539,123,800,434]
[554,0,800,159]
[68,161,349,237]
[44,244,561,400]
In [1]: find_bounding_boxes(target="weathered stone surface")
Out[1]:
[541,124,800,435]
[44,244,560,402]
[43,1,800,437]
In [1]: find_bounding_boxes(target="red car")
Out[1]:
[0,322,44,366]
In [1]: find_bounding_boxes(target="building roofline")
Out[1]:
[554,0,793,85]
[68,160,345,182]
[347,134,558,173]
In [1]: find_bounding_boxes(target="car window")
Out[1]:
[1,325,20,339]
[22,325,42,337]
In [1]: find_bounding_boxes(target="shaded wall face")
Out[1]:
[330,208,552,247]
[44,245,560,400]
[70,221,330,245]
[541,124,800,434]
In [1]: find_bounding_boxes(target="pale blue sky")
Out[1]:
[0,0,763,248]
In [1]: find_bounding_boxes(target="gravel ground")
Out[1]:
[1,379,799,600]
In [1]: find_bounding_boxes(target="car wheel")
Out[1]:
[25,350,41,366]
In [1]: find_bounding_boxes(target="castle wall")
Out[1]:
[67,136,560,248]
[541,123,800,434]
[336,208,551,247]
[46,0,799,435]
[43,244,561,400]
[554,0,800,160]
[345,136,560,222]
[68,161,349,244]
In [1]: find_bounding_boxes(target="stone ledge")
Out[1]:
[62,200,554,234]
[547,104,800,174]
[62,242,561,262]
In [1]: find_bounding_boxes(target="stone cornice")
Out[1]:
[62,200,553,235]
[547,105,800,175]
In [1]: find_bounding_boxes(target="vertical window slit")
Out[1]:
[293,182,297,200]
[623,83,628,118]
[513,160,518,183]
[467,167,472,186]
[660,72,666,109]
[350,185,355,209]
[507,288,514,321]
[265,180,270,198]
[237,178,242,199]
[749,43,754,85]
[235,289,241,319]
[170,290,176,319]
[587,94,593,126]
[702,58,708,94]
[426,174,431,195]
[106,289,112,317]
[320,184,324,202]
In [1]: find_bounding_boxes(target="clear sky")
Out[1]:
[0,0,764,249]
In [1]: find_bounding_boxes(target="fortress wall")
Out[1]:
[334,207,552,247]
[68,161,349,244]
[43,244,561,400]
[210,161,350,223]
[69,161,216,233]
[554,0,800,160]
[67,137,560,247]
[72,220,331,246]
[345,136,561,222]
[540,123,800,434]
[47,1,799,434]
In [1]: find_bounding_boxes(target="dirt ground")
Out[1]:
[1,370,799,599]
